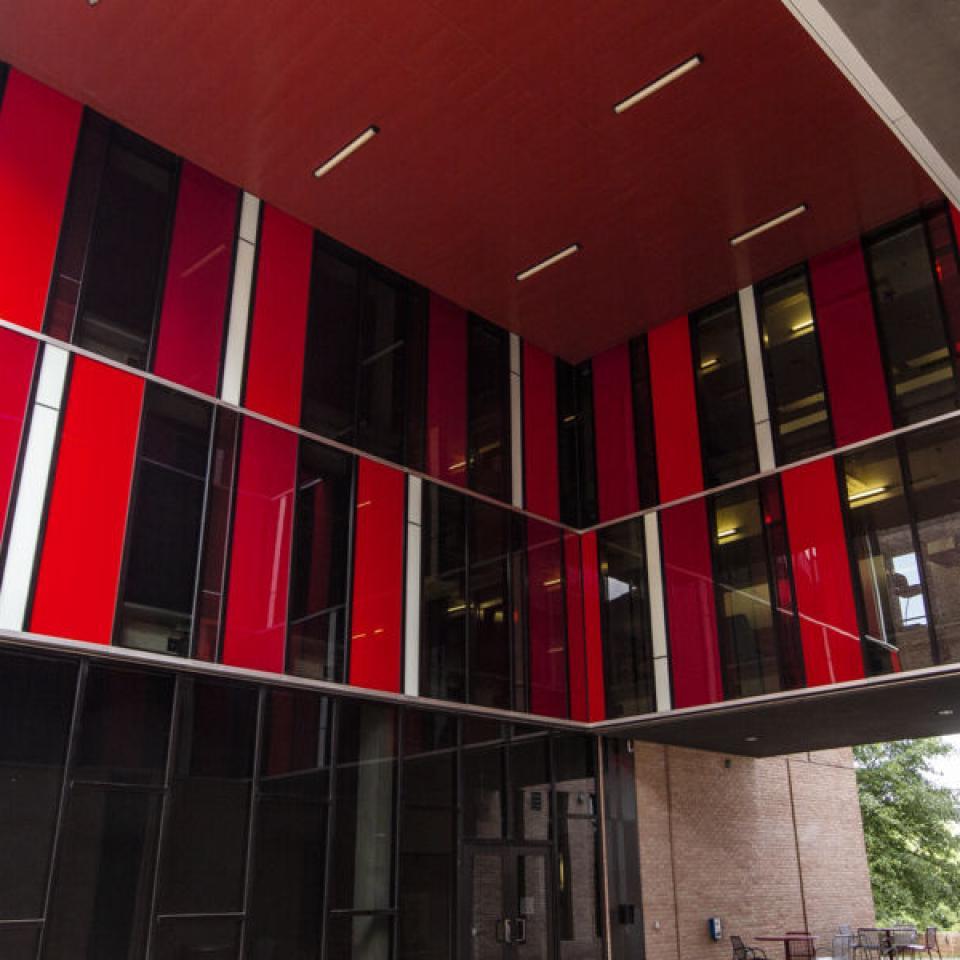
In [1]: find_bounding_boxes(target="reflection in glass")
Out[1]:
[118,385,213,655]
[557,359,598,527]
[597,519,655,717]
[287,439,353,681]
[468,317,511,502]
[691,296,758,486]
[630,335,659,508]
[756,266,833,463]
[865,212,960,426]
[710,480,804,698]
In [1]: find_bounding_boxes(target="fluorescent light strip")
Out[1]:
[791,318,815,333]
[848,485,887,503]
[313,125,379,179]
[717,527,738,540]
[614,55,703,114]
[730,204,808,247]
[516,243,580,282]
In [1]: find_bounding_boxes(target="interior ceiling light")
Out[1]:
[700,357,719,370]
[791,318,815,334]
[613,55,703,115]
[848,485,887,503]
[516,243,580,282]
[744,736,760,743]
[717,527,738,540]
[938,709,954,717]
[729,204,808,247]
[313,125,379,179]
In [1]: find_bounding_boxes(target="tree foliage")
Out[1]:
[854,739,960,928]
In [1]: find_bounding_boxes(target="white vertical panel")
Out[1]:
[654,657,673,713]
[643,512,668,659]
[739,285,776,472]
[0,346,69,630]
[403,475,423,696]
[220,192,260,406]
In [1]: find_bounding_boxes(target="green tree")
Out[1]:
[854,738,960,929]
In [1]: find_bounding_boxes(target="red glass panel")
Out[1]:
[809,240,892,446]
[648,315,703,502]
[243,204,312,425]
[153,162,239,395]
[580,531,607,722]
[0,329,38,543]
[527,519,568,718]
[30,358,144,644]
[592,343,639,522]
[781,456,864,686]
[563,533,588,722]
[221,418,297,673]
[349,458,405,693]
[660,498,723,708]
[425,293,467,486]
[522,342,560,520]
[0,70,82,331]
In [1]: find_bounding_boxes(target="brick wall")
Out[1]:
[634,743,876,960]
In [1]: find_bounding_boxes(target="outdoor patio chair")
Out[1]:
[899,928,942,960]
[732,935,768,960]
[855,928,893,960]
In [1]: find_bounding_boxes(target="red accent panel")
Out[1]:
[221,418,297,673]
[648,316,703,502]
[809,240,892,446]
[349,458,406,693]
[426,294,467,486]
[580,531,607,722]
[30,358,144,644]
[592,343,639,522]
[660,498,723,708]
[153,162,238,395]
[243,204,312,425]
[781,457,864,686]
[527,520,568,718]
[563,533,588,722]
[0,70,82,331]
[0,330,39,540]
[522,343,560,520]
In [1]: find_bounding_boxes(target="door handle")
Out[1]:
[513,918,527,944]
[496,917,513,943]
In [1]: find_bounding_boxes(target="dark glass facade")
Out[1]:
[467,316,512,502]
[556,359,598,528]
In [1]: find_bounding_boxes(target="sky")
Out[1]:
[929,733,960,793]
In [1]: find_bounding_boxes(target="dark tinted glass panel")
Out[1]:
[710,481,803,699]
[597,519,654,717]
[247,690,332,959]
[302,239,428,469]
[302,243,360,444]
[287,439,353,681]
[691,297,758,486]
[357,272,427,466]
[73,665,173,786]
[330,701,397,910]
[526,520,568,717]
[630,336,659,508]
[0,925,40,960]
[928,206,960,354]
[153,918,241,960]
[903,423,960,664]
[398,710,456,960]
[157,679,257,915]
[467,316,511,501]
[118,385,212,655]
[865,216,960,425]
[556,359,598,527]
[842,439,919,674]
[68,116,177,368]
[0,653,76,920]
[43,786,161,960]
[756,267,833,463]
[326,913,393,960]
[193,407,239,662]
[421,483,468,702]
[510,735,550,841]
[462,738,505,839]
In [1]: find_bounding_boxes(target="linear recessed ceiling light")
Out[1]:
[717,527,738,540]
[614,55,703,114]
[700,357,719,370]
[313,125,379,179]
[791,318,815,334]
[848,485,887,503]
[516,243,581,282]
[730,204,808,247]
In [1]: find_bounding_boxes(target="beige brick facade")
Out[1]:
[634,743,876,960]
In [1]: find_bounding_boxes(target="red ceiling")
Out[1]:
[0,0,940,361]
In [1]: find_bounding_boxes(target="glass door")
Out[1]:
[462,845,553,959]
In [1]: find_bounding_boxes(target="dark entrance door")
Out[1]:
[461,844,553,959]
